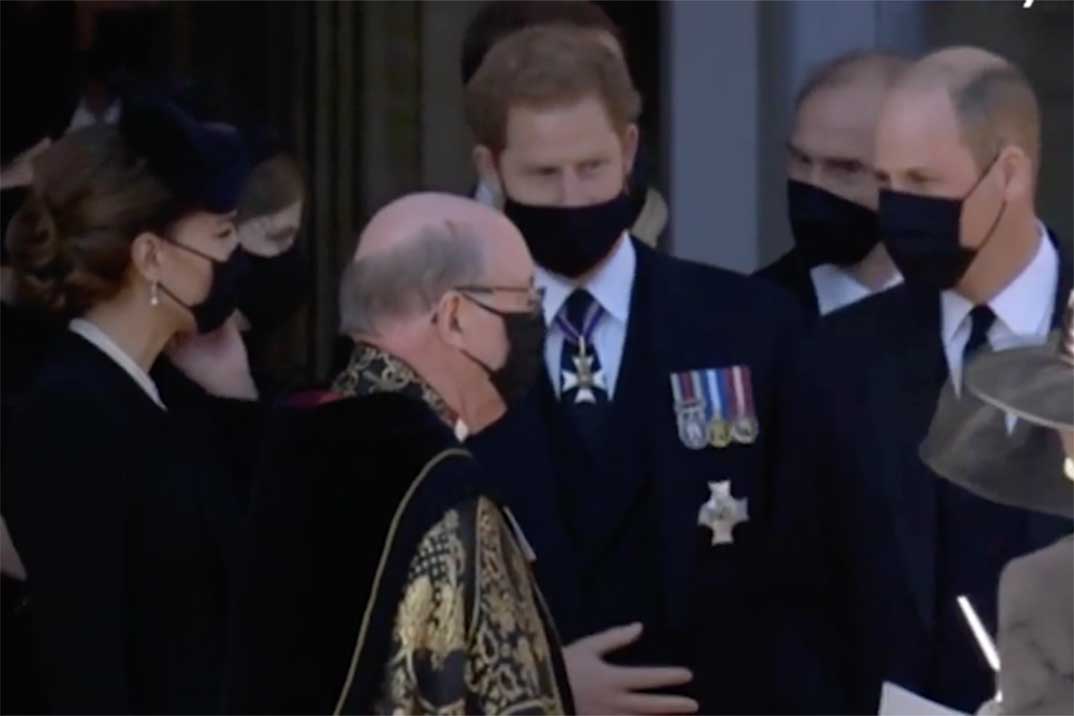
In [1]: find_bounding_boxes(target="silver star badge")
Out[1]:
[698,480,748,545]
[562,349,607,404]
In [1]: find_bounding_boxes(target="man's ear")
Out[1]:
[434,291,468,349]
[473,145,503,196]
[129,232,164,283]
[997,144,1033,204]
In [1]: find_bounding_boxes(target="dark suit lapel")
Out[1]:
[868,288,947,628]
[622,243,702,627]
[570,241,660,569]
[499,374,587,634]
[791,252,821,315]
[804,273,820,315]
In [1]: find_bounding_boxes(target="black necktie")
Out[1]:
[964,305,996,363]
[559,290,611,456]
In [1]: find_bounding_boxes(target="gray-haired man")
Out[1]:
[227,193,574,715]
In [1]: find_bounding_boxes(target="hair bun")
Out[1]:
[6,191,76,313]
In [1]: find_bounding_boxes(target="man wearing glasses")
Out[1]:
[227,192,573,715]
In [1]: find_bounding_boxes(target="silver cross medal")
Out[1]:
[562,336,607,404]
[698,480,748,545]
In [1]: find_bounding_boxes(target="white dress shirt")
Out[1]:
[941,223,1057,392]
[66,99,121,133]
[69,318,166,410]
[538,232,635,399]
[810,263,904,315]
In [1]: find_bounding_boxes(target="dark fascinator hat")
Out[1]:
[119,93,251,215]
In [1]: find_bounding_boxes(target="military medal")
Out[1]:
[671,365,761,450]
[558,305,607,404]
[727,366,759,445]
[698,480,749,545]
[708,419,733,448]
[678,404,709,450]
[728,366,757,444]
[671,373,709,450]
[702,369,733,448]
[731,416,758,444]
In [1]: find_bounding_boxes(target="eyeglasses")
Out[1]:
[456,284,545,310]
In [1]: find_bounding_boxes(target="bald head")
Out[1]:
[340,192,531,336]
[796,51,908,112]
[789,51,908,210]
[889,46,1040,173]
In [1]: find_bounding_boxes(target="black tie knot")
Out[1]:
[965,304,996,358]
[564,289,597,332]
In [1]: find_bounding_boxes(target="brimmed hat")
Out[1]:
[920,291,1074,518]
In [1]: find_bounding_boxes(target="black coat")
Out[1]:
[470,239,835,713]
[3,332,247,714]
[755,248,820,316]
[775,243,1074,713]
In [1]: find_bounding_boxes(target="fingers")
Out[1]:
[573,622,644,656]
[611,665,693,691]
[617,693,700,715]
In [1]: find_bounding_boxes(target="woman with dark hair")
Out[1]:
[232,147,313,390]
[3,97,256,714]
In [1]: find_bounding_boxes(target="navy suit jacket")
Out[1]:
[471,239,836,714]
[776,238,1074,713]
[755,248,820,316]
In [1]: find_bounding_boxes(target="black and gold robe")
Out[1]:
[227,345,572,715]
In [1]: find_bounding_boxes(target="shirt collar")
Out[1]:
[990,223,1057,340]
[536,232,635,325]
[942,222,1057,344]
[809,263,903,315]
[68,318,165,409]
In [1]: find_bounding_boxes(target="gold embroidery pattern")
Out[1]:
[377,507,469,715]
[466,498,563,715]
[377,498,564,715]
[333,343,453,425]
[334,449,472,716]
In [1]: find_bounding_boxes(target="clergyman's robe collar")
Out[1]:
[331,341,456,427]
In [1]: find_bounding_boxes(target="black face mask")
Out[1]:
[787,180,878,267]
[158,241,249,334]
[503,193,634,279]
[879,155,1005,290]
[236,244,312,332]
[458,298,547,406]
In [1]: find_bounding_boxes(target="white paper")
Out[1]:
[878,682,969,716]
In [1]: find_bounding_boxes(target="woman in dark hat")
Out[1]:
[3,97,256,714]
[922,291,1074,716]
